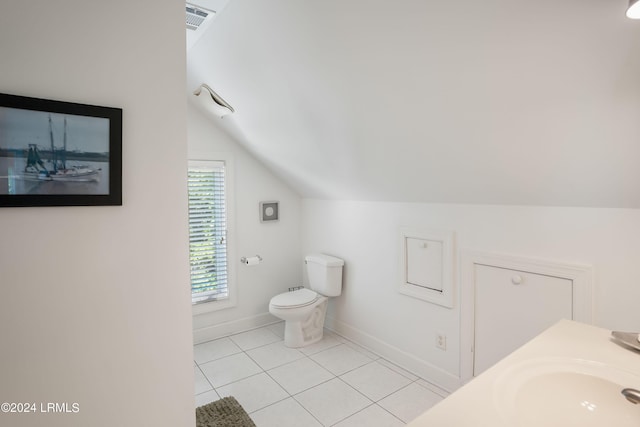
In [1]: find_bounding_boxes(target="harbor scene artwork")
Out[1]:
[0,93,122,207]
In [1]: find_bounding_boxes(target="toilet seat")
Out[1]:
[270,288,318,309]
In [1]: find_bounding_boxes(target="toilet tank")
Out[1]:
[305,254,344,297]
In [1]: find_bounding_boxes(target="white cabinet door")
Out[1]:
[406,237,443,291]
[473,264,573,375]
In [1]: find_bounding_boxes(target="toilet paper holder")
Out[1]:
[240,255,263,265]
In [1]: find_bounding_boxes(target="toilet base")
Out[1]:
[283,299,328,348]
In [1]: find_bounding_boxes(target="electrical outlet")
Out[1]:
[436,333,447,351]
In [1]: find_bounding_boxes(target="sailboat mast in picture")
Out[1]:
[22,115,101,182]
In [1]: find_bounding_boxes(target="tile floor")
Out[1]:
[194,322,449,426]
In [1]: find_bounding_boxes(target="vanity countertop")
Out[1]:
[407,319,640,426]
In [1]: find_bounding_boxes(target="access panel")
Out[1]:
[473,264,573,376]
[406,237,443,291]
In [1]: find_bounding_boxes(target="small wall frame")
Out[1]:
[260,201,279,222]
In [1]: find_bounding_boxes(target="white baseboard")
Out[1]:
[325,316,462,392]
[193,312,280,344]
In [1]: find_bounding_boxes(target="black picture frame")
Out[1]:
[0,93,122,207]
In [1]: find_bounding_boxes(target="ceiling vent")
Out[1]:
[186,3,214,31]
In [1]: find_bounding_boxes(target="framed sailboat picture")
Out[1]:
[0,93,122,207]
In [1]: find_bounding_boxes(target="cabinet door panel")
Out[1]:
[473,264,572,375]
[406,237,443,291]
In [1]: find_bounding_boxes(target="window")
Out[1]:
[188,160,228,305]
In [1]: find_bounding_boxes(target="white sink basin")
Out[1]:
[494,358,640,426]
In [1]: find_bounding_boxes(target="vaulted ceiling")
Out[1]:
[187,0,640,207]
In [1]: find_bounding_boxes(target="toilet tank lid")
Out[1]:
[305,253,344,267]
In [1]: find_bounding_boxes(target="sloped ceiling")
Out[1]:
[187,0,640,207]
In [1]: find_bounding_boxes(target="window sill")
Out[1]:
[192,297,236,315]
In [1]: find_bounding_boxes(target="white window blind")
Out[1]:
[188,160,228,304]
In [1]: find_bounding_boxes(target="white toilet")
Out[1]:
[269,254,344,348]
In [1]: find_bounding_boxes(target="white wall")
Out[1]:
[302,199,640,389]
[0,2,193,426]
[186,0,640,208]
[188,103,303,342]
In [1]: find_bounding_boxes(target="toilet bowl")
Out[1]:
[269,288,328,347]
[269,254,344,348]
